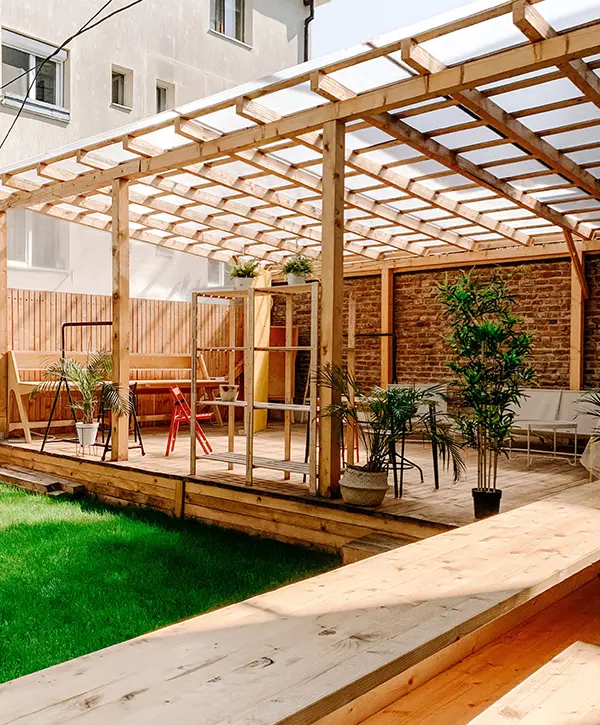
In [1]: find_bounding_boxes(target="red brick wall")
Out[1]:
[272,258,581,396]
[271,276,381,399]
[394,260,572,388]
[584,254,600,386]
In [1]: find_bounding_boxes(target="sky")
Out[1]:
[312,0,474,57]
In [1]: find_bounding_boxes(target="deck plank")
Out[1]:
[3,484,600,725]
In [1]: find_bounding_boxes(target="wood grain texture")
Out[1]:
[3,483,600,725]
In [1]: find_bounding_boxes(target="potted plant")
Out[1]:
[319,365,464,506]
[438,271,535,519]
[282,253,313,285]
[229,256,261,290]
[33,351,131,447]
[219,384,239,402]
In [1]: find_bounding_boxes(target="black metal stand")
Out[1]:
[39,320,144,458]
[99,383,145,461]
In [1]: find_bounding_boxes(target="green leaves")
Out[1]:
[282,254,314,276]
[32,351,131,424]
[317,366,464,480]
[229,256,261,279]
[438,270,535,491]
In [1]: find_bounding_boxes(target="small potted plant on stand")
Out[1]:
[438,271,535,519]
[229,256,261,290]
[33,351,131,448]
[319,366,464,506]
[282,253,313,285]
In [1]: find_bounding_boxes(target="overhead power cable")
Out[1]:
[0,0,146,152]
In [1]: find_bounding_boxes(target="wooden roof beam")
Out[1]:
[310,71,587,243]
[400,38,600,201]
[225,104,477,252]
[513,0,600,108]
[3,22,600,213]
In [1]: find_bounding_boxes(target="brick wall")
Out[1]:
[584,254,600,386]
[394,260,572,388]
[272,258,588,396]
[271,276,381,399]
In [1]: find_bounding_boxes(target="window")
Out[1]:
[1,30,68,121]
[211,0,245,42]
[8,209,69,271]
[207,259,225,287]
[155,81,174,113]
[111,65,132,109]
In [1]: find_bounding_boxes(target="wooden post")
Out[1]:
[0,213,8,439]
[319,119,345,498]
[345,292,356,467]
[245,288,255,485]
[570,247,585,390]
[228,299,236,469]
[283,294,293,480]
[190,292,198,476]
[381,264,394,388]
[111,179,130,461]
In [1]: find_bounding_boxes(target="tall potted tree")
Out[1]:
[438,271,535,519]
[33,351,131,447]
[319,365,464,506]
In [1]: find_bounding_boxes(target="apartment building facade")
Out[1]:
[0,0,318,299]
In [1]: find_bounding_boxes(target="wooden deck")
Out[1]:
[5,423,589,528]
[360,577,600,724]
[3,483,600,725]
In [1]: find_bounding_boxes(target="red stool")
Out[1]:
[166,386,213,456]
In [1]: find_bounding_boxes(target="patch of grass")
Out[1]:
[0,484,338,683]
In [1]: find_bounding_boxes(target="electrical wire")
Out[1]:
[0,0,146,152]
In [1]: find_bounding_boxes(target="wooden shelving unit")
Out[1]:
[190,283,319,493]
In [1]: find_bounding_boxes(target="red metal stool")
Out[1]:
[166,386,213,456]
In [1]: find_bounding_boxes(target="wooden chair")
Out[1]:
[166,386,213,457]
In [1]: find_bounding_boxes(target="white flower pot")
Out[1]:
[232,277,254,290]
[340,466,389,507]
[76,421,99,447]
[219,384,239,402]
[286,273,307,286]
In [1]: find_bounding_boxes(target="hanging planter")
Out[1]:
[282,254,313,286]
[229,257,261,290]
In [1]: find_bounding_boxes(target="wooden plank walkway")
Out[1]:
[3,483,600,725]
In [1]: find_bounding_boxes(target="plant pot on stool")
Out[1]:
[76,421,100,447]
[472,488,502,519]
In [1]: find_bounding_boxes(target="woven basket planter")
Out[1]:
[340,466,389,507]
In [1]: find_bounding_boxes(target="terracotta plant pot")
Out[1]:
[340,466,389,507]
[286,273,306,286]
[76,421,99,447]
[232,277,254,290]
[219,384,239,402]
[472,488,502,519]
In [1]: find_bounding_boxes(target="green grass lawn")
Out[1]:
[0,484,338,684]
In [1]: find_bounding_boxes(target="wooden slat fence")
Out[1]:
[8,289,231,431]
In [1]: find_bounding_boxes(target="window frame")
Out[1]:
[8,209,69,273]
[1,29,68,122]
[155,80,174,113]
[110,65,133,111]
[210,0,249,46]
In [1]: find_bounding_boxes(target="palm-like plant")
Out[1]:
[318,365,464,481]
[577,390,600,439]
[33,351,130,423]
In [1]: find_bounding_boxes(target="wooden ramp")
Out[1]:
[3,483,600,725]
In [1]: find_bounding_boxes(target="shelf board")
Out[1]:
[202,451,309,475]
[255,346,312,352]
[254,401,310,412]
[197,347,248,352]
[210,400,248,407]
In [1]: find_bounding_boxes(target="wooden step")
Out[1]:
[342,532,416,564]
[0,465,86,498]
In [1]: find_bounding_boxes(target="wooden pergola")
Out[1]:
[0,0,599,494]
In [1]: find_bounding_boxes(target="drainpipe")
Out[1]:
[303,0,315,62]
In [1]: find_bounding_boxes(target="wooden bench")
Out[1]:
[6,350,226,442]
[470,641,600,723]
